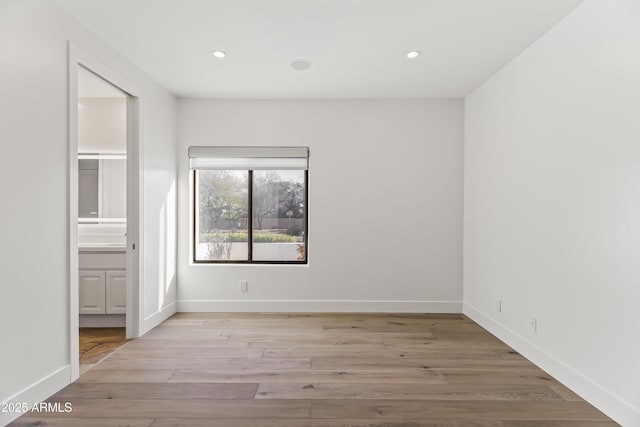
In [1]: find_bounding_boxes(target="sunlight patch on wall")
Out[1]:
[165,180,176,293]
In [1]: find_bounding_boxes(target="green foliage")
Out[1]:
[286,223,302,236]
[254,233,298,243]
[197,170,305,236]
[202,232,247,243]
[198,170,248,232]
[253,171,305,229]
[201,232,297,243]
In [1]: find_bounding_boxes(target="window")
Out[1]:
[191,146,308,264]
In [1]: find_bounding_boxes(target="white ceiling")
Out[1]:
[56,0,583,98]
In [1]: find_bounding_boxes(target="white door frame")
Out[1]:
[68,43,143,381]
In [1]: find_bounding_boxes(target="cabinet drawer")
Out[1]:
[79,253,126,269]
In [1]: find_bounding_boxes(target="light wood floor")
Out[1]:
[13,313,617,426]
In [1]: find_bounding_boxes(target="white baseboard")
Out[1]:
[79,314,125,327]
[177,299,462,313]
[0,365,70,426]
[463,302,640,427]
[142,301,177,335]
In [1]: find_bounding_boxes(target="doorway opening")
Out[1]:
[69,45,141,381]
[77,67,128,374]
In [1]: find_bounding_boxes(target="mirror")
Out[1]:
[77,67,127,223]
[78,156,126,222]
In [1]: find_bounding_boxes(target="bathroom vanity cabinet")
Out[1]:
[79,251,126,325]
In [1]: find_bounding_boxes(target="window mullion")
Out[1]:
[193,170,197,263]
[248,170,253,262]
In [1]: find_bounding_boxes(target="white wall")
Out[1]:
[177,99,463,312]
[141,93,178,333]
[0,1,177,424]
[464,1,640,425]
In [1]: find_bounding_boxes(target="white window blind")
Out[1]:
[189,146,309,170]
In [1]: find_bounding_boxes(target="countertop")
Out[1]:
[79,243,126,253]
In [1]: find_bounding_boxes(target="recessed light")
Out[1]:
[406,50,421,59]
[291,59,312,71]
[212,50,227,58]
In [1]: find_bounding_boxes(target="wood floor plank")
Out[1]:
[255,383,563,401]
[503,422,619,427]
[226,333,438,347]
[51,383,258,400]
[170,312,292,320]
[151,339,251,349]
[121,339,170,349]
[10,418,154,426]
[149,419,504,427]
[264,347,507,360]
[113,347,265,359]
[310,357,533,370]
[547,383,584,401]
[440,368,555,385]
[11,313,616,426]
[388,341,511,350]
[77,369,176,383]
[93,357,311,371]
[158,318,207,326]
[169,369,449,384]
[140,328,231,340]
[265,341,512,350]
[30,399,311,419]
[203,321,325,332]
[309,399,611,420]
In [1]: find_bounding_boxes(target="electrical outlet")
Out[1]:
[497,300,502,313]
[239,280,248,293]
[531,317,537,333]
